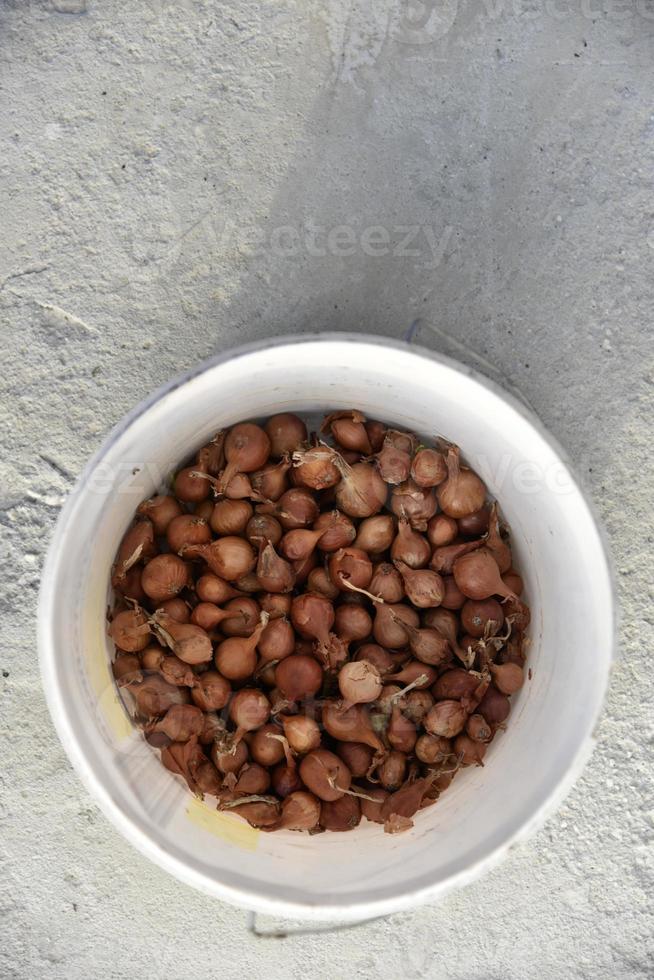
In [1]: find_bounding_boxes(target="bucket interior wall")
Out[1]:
[44,339,611,915]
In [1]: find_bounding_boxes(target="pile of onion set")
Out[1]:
[109,411,530,834]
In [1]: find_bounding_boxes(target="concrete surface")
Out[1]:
[1,1,653,977]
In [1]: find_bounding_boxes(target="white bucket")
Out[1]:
[38,335,614,922]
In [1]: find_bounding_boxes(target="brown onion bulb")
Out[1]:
[275,655,323,701]
[141,555,190,603]
[150,612,214,665]
[411,448,447,488]
[159,644,198,676]
[211,739,249,774]
[336,742,374,778]
[322,702,384,753]
[390,480,437,530]
[248,724,284,766]
[109,609,151,652]
[191,601,236,632]
[312,510,357,552]
[218,423,271,491]
[226,800,280,828]
[299,748,352,802]
[322,410,372,454]
[354,644,394,675]
[320,794,361,832]
[153,703,204,742]
[422,606,458,638]
[458,504,490,537]
[229,688,270,734]
[386,661,437,688]
[360,786,389,823]
[503,596,531,631]
[210,499,253,536]
[334,603,372,643]
[365,420,386,452]
[245,514,283,547]
[424,700,467,738]
[393,561,444,608]
[250,457,291,501]
[369,563,404,603]
[220,597,260,636]
[307,567,340,600]
[278,791,321,831]
[441,575,465,610]
[198,713,223,745]
[196,574,244,605]
[453,549,517,601]
[112,653,143,686]
[454,734,487,766]
[387,705,417,753]
[503,570,524,596]
[292,447,341,490]
[334,460,387,519]
[432,540,483,577]
[159,598,190,623]
[436,446,486,518]
[490,662,524,695]
[328,547,373,593]
[376,435,412,485]
[265,488,319,530]
[427,514,459,548]
[390,519,431,569]
[291,593,334,647]
[256,541,295,593]
[174,466,210,503]
[403,689,435,724]
[432,669,480,701]
[353,515,395,554]
[129,674,189,716]
[373,603,419,649]
[220,472,260,501]
[466,713,492,742]
[235,763,272,796]
[137,495,183,535]
[112,521,156,588]
[391,618,450,666]
[378,751,406,791]
[258,593,292,619]
[477,686,511,724]
[291,549,317,586]
[272,763,302,798]
[485,502,512,573]
[338,661,382,706]
[258,616,295,663]
[265,413,308,457]
[280,527,328,561]
[461,598,504,638]
[113,565,145,602]
[195,431,226,476]
[182,537,256,582]
[165,515,210,553]
[415,733,451,764]
[214,613,269,680]
[191,671,231,711]
[279,714,321,755]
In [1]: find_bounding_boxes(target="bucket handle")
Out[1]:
[246,910,388,939]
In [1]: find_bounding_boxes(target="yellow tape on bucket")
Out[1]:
[186,798,260,851]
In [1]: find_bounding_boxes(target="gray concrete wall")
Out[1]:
[1,1,652,977]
